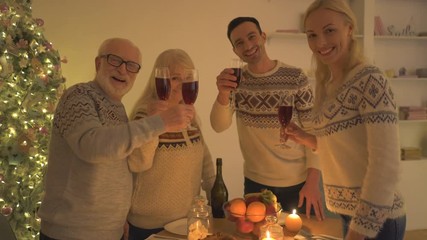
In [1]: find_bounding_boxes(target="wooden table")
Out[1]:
[159,214,343,239]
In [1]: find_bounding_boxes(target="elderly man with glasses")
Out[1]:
[38,38,195,240]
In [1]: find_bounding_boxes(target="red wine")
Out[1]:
[278,106,293,127]
[210,158,228,218]
[231,68,241,87]
[182,81,198,104]
[155,77,171,100]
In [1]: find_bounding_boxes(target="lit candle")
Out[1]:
[261,230,275,240]
[285,209,302,233]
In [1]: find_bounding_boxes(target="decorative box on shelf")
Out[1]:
[398,106,427,121]
[401,147,422,161]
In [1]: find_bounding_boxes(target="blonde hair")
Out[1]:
[130,49,200,124]
[303,0,364,112]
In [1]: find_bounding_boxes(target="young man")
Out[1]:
[38,38,195,240]
[210,17,324,220]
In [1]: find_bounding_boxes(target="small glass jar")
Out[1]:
[187,196,213,240]
[259,215,284,240]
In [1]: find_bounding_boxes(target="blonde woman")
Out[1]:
[126,49,215,240]
[287,0,406,239]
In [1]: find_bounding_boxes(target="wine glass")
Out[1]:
[182,69,199,130]
[155,67,171,100]
[277,94,294,149]
[182,69,199,105]
[230,58,243,110]
[231,58,243,87]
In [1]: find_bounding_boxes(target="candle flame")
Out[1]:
[292,209,297,214]
[266,230,270,238]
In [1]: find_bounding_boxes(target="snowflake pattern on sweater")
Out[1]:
[313,66,397,137]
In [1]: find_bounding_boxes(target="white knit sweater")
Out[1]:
[210,61,319,187]
[313,64,405,238]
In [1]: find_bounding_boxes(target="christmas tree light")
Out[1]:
[0,0,65,238]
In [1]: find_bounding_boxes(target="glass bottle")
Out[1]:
[187,195,212,240]
[191,195,212,219]
[259,215,284,240]
[210,158,228,218]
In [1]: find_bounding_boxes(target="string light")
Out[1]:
[0,0,65,238]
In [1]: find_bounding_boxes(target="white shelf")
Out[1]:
[374,35,427,41]
[374,0,427,230]
[401,158,427,162]
[390,77,427,81]
[399,119,427,124]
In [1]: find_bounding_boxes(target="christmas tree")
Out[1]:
[0,0,65,238]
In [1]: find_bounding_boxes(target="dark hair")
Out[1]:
[227,17,262,41]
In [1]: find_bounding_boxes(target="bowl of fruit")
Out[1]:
[223,189,282,236]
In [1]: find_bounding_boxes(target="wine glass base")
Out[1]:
[275,143,292,149]
[186,126,198,131]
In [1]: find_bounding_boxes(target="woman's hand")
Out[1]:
[299,168,325,221]
[122,221,129,240]
[285,122,317,150]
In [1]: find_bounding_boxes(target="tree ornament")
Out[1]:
[17,134,32,154]
[0,3,9,13]
[35,18,44,26]
[1,206,13,217]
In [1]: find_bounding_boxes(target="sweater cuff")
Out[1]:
[349,200,388,238]
[214,99,231,109]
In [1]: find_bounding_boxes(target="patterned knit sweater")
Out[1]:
[127,111,215,229]
[38,81,165,240]
[211,61,319,187]
[312,64,405,238]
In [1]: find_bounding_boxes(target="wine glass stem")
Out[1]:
[230,91,236,111]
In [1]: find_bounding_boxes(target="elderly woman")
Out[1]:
[126,49,215,240]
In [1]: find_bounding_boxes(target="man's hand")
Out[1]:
[215,68,238,106]
[146,100,169,116]
[159,104,195,132]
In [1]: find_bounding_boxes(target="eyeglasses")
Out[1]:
[99,54,141,73]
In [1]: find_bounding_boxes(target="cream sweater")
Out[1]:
[38,81,164,240]
[313,64,405,238]
[210,61,319,187]
[127,111,215,229]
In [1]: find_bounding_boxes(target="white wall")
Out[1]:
[32,0,315,199]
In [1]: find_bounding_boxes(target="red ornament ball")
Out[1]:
[1,206,13,216]
[35,18,45,26]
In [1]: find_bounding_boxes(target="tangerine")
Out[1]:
[245,201,266,222]
[229,198,246,217]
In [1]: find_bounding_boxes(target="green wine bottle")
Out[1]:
[210,158,228,218]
